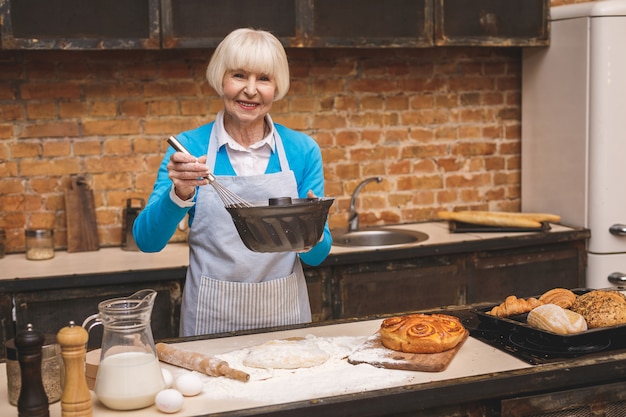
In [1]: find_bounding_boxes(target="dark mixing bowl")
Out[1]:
[226,197,334,253]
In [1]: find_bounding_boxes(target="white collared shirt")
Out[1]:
[170,111,275,206]
[215,111,275,176]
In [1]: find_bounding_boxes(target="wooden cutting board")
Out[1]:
[65,176,99,253]
[348,330,469,372]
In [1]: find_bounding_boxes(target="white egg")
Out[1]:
[155,389,184,414]
[161,368,174,389]
[175,373,203,397]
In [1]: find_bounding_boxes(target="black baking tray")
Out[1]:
[471,288,626,347]
[449,221,550,233]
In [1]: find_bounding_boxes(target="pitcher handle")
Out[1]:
[82,313,102,333]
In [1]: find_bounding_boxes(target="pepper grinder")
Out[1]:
[57,321,92,417]
[15,323,49,417]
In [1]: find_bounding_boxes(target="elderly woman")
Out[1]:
[133,28,331,337]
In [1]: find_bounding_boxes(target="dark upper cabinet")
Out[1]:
[160,0,297,49]
[0,0,548,50]
[307,0,433,47]
[434,0,550,46]
[0,0,160,49]
[160,0,432,48]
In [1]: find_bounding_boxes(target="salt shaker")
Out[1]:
[57,321,92,417]
[15,323,49,417]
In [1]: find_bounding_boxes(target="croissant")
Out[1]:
[379,313,466,354]
[538,288,577,309]
[487,295,544,318]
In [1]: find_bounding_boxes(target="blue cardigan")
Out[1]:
[133,122,332,266]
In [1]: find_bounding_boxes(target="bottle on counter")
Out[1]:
[25,229,55,260]
[14,324,50,417]
[5,334,64,406]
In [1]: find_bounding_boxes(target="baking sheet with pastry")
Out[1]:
[449,221,550,233]
[348,331,469,372]
[471,288,626,347]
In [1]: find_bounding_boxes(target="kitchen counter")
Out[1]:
[0,221,587,281]
[0,221,591,362]
[0,305,624,417]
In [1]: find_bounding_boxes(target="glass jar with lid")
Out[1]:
[25,229,55,260]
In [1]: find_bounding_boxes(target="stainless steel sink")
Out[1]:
[332,228,428,247]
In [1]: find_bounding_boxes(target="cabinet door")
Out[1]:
[500,380,626,416]
[308,0,433,47]
[0,0,160,49]
[468,242,586,303]
[304,266,333,322]
[14,281,182,350]
[434,0,549,46]
[161,0,297,48]
[333,256,463,319]
[0,292,14,359]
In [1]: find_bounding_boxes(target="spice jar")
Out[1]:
[5,334,64,405]
[0,229,5,259]
[25,229,55,260]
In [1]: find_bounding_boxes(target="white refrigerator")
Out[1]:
[521,0,626,288]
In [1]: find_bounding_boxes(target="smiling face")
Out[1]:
[221,69,276,126]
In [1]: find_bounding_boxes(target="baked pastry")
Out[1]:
[538,288,577,309]
[379,313,466,354]
[487,295,544,318]
[570,290,626,328]
[527,303,587,334]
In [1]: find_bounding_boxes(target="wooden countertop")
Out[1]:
[0,318,532,417]
[0,222,587,281]
[0,312,624,417]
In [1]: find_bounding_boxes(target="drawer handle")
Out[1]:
[609,224,626,236]
[608,272,626,284]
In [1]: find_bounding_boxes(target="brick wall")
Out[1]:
[0,0,595,254]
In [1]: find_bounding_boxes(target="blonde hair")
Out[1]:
[206,28,290,101]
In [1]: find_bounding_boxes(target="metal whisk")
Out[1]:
[167,136,252,208]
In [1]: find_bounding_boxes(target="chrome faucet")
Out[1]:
[348,176,383,232]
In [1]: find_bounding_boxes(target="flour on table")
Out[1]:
[201,335,424,410]
[242,338,330,369]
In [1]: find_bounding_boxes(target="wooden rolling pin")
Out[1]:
[156,343,250,382]
[437,211,560,228]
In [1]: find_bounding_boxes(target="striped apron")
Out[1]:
[180,127,311,336]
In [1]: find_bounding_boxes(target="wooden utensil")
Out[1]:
[348,331,469,372]
[437,211,560,228]
[65,176,99,253]
[57,322,92,417]
[156,343,250,382]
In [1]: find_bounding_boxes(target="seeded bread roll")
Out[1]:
[538,288,577,309]
[379,313,466,354]
[570,290,626,328]
[527,304,587,334]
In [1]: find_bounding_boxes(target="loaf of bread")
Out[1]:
[436,211,560,228]
[538,288,577,309]
[487,295,544,318]
[570,290,626,328]
[379,313,466,354]
[527,303,587,334]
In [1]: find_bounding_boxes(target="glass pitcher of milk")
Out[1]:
[83,289,164,410]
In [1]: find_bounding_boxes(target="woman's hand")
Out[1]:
[167,152,210,200]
